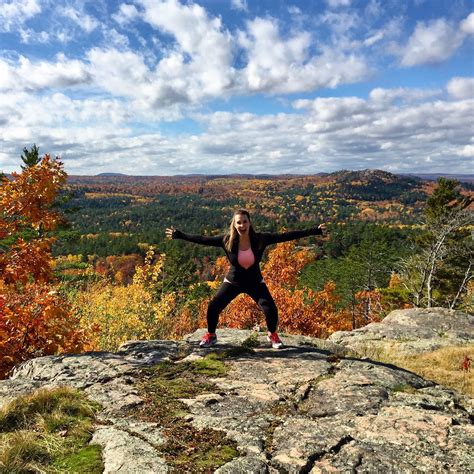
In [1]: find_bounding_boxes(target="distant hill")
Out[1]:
[399,173,474,184]
[327,169,420,184]
[68,169,473,183]
[320,169,425,202]
[65,169,472,201]
[96,173,127,177]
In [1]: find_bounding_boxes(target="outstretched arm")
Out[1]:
[166,227,224,247]
[262,224,326,245]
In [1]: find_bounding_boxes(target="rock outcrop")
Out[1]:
[1,309,473,473]
[329,307,473,355]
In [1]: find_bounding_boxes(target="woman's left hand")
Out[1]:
[165,227,176,239]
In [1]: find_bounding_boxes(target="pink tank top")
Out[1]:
[237,247,255,269]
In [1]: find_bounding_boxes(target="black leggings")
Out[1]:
[207,281,278,333]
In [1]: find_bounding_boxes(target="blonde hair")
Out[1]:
[224,209,256,252]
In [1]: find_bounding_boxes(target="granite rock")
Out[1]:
[1,315,472,473]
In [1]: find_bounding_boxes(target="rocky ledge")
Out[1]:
[1,309,473,473]
[329,307,473,355]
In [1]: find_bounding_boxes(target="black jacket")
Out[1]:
[173,227,323,286]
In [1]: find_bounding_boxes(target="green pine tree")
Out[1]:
[20,144,41,169]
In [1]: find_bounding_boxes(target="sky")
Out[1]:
[0,0,473,175]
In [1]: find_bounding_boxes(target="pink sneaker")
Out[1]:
[199,332,217,348]
[267,332,284,349]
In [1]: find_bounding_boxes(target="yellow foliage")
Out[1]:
[73,249,172,351]
[133,247,164,286]
[52,254,83,269]
[206,280,221,290]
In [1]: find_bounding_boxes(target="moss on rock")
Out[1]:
[134,355,239,472]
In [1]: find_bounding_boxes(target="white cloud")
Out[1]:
[369,87,441,104]
[86,48,150,98]
[318,10,361,36]
[55,29,74,43]
[59,6,100,33]
[400,13,474,67]
[138,0,235,100]
[0,55,91,92]
[0,1,361,106]
[0,0,41,32]
[189,92,474,174]
[455,145,474,157]
[362,18,403,49]
[139,0,232,59]
[288,86,473,173]
[2,81,472,175]
[326,0,352,8]
[460,12,474,35]
[231,0,248,12]
[18,27,49,44]
[239,17,368,94]
[91,2,370,105]
[365,0,382,18]
[400,19,463,66]
[447,77,474,100]
[102,28,130,48]
[112,3,141,26]
[364,31,384,46]
[288,6,302,16]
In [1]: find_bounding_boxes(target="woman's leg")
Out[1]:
[207,282,241,333]
[247,283,278,333]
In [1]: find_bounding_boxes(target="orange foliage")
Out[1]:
[0,238,53,285]
[0,153,90,378]
[262,240,313,286]
[0,285,93,378]
[101,254,143,284]
[212,256,230,280]
[1,154,67,233]
[169,304,203,339]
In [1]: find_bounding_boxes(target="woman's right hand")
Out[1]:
[165,227,176,239]
[318,223,327,236]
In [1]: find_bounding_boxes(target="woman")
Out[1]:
[166,209,326,349]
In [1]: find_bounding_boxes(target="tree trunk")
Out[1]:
[450,260,473,309]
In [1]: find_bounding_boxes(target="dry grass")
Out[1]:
[0,387,103,473]
[355,343,474,396]
[400,345,474,397]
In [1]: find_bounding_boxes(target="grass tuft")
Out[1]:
[0,387,103,474]
[0,386,98,433]
[0,431,52,472]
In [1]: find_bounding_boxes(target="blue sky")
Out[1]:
[0,0,473,175]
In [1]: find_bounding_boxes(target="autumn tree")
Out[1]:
[0,146,90,378]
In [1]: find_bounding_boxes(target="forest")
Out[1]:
[1,146,473,379]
